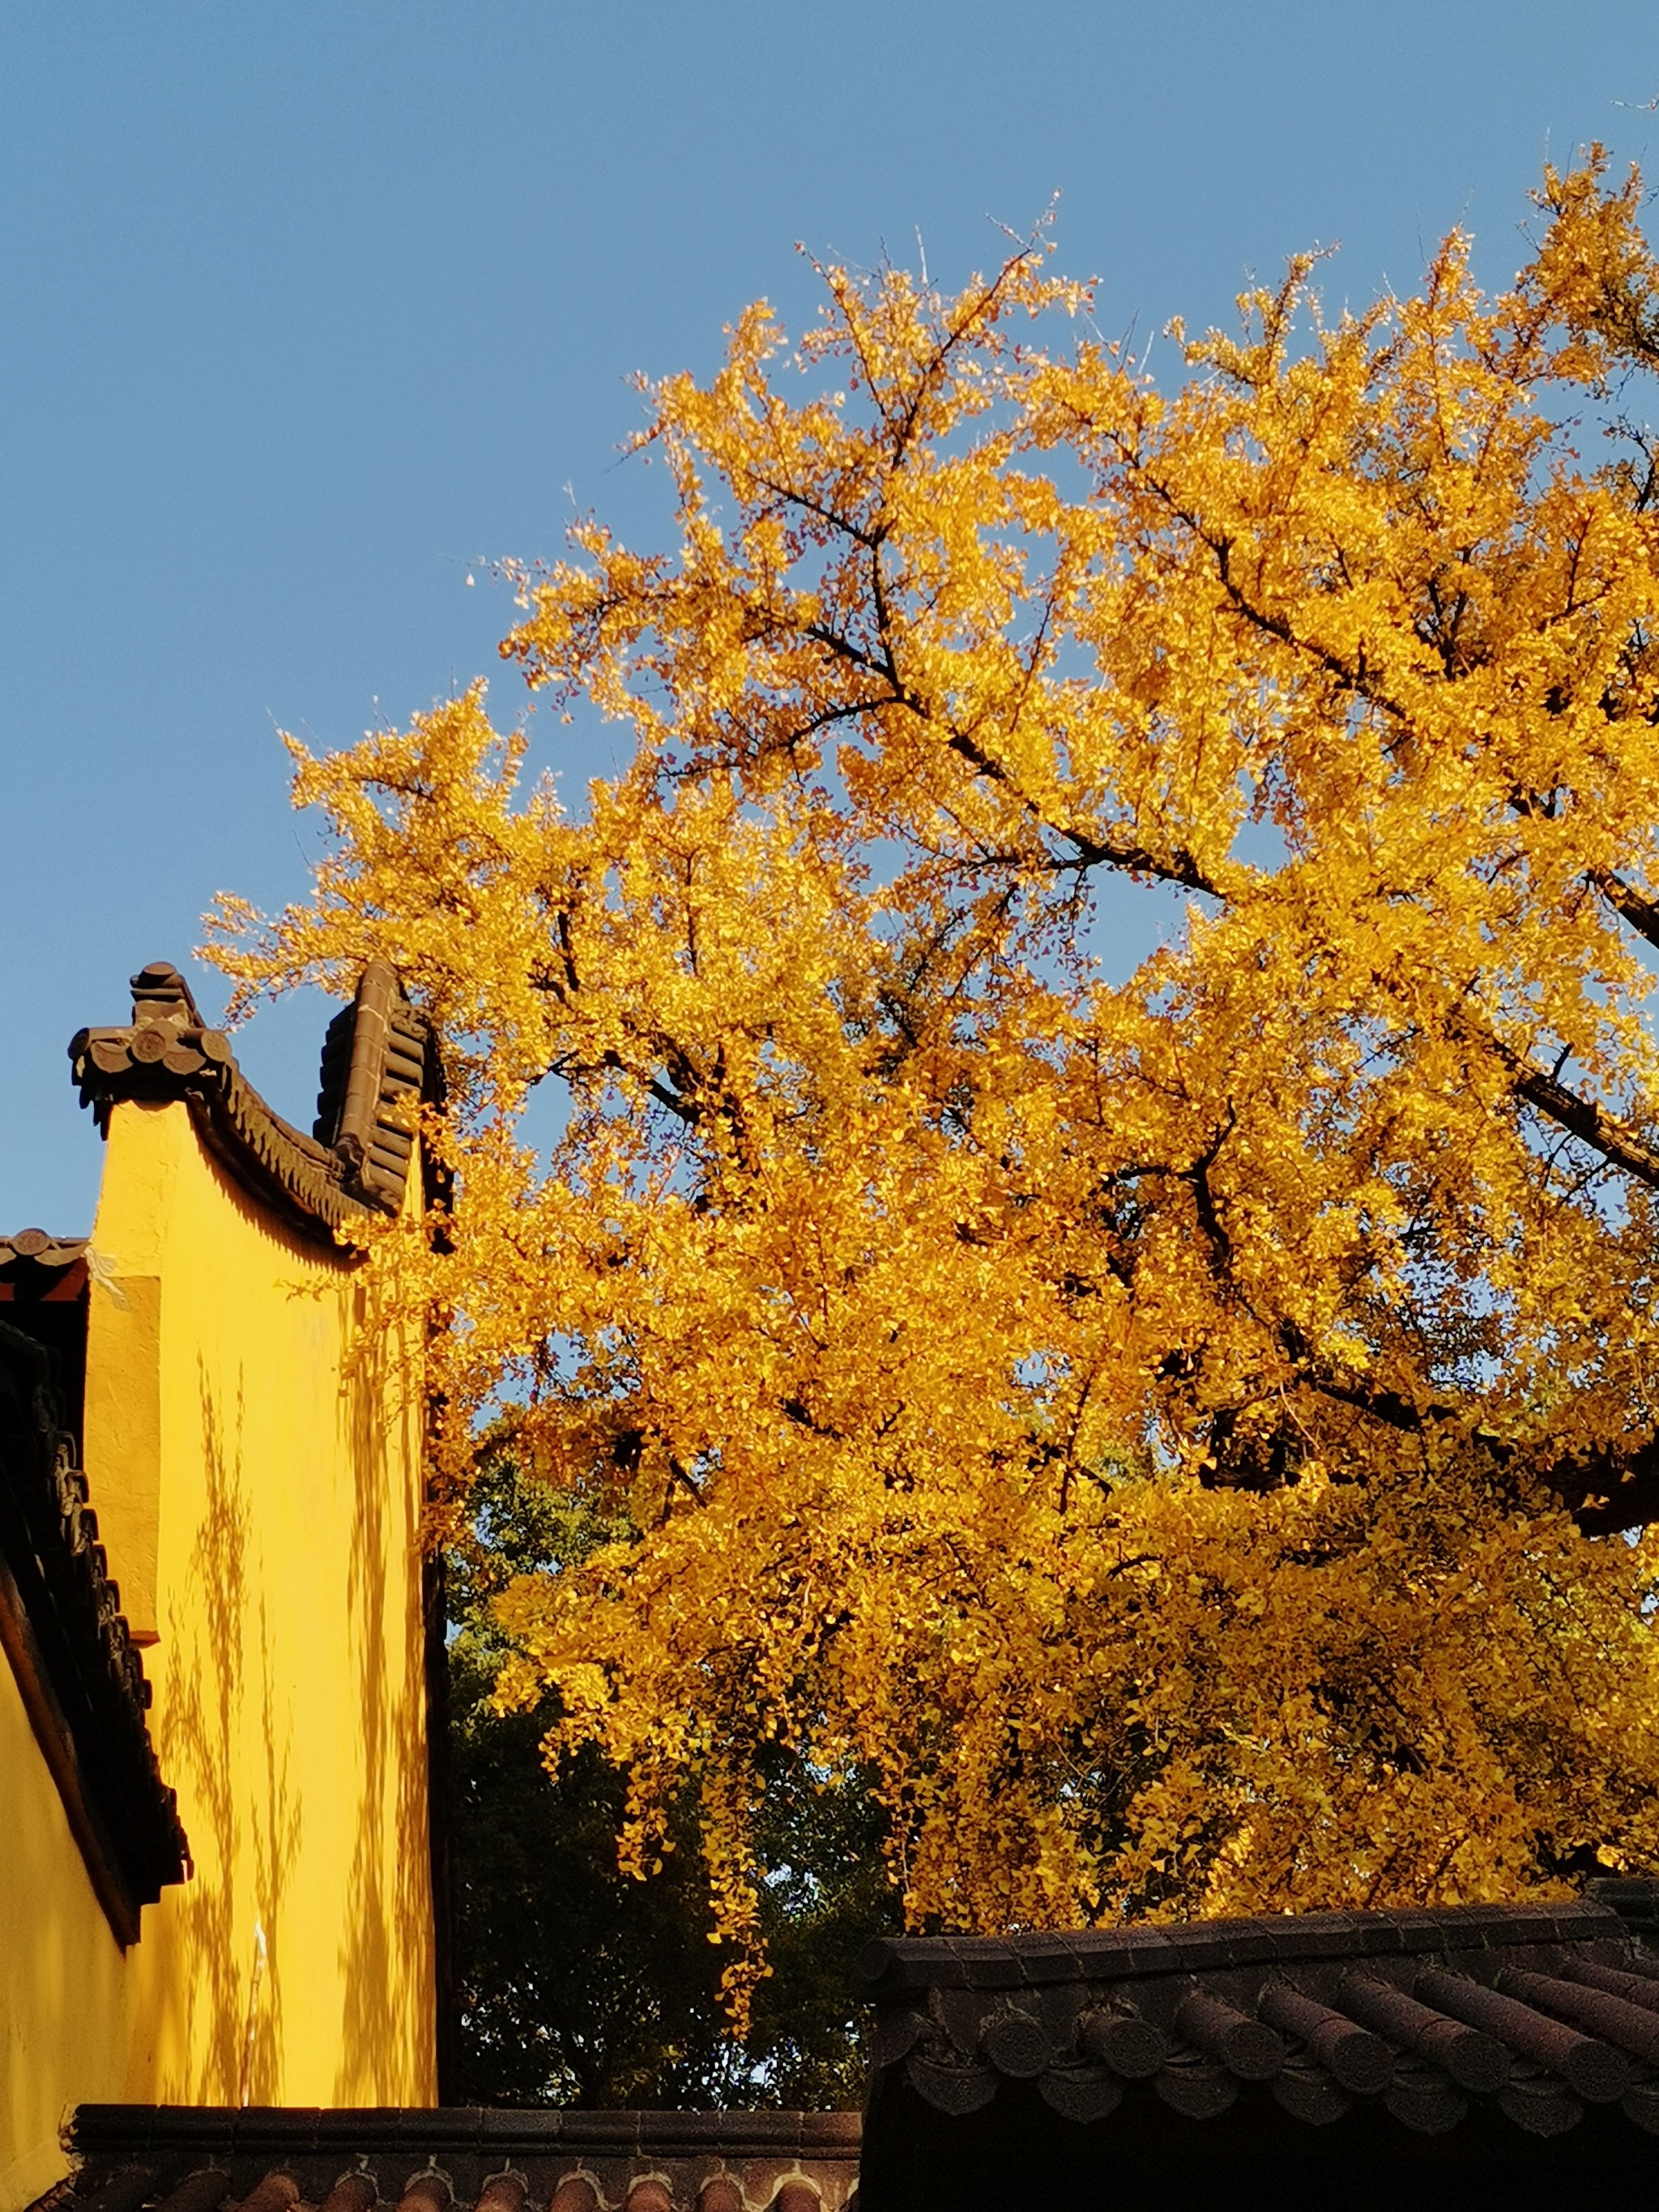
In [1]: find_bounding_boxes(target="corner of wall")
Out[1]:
[79,1102,184,1647]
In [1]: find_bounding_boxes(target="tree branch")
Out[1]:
[1503,1051,1659,1190]
[1593,866,1659,953]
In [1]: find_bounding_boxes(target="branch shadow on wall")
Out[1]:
[149,1366,298,2102]
[332,1287,434,2102]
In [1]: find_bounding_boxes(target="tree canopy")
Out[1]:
[213,155,1659,2027]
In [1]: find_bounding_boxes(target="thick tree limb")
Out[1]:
[1593,866,1659,953]
[1277,1326,1659,1532]
[1506,1055,1659,1190]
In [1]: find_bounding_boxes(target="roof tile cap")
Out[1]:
[1038,2064,1124,2125]
[1415,1966,1630,2102]
[154,2172,233,2212]
[130,961,205,1030]
[318,2179,377,2212]
[394,2173,452,2212]
[232,2180,301,2212]
[621,2184,672,2212]
[471,2177,527,2212]
[979,2007,1051,2079]
[0,1229,87,1268]
[1175,1988,1285,2081]
[1337,1970,1509,2092]
[1077,2005,1167,2080]
[1259,1981,1392,2094]
[1154,2050,1238,2120]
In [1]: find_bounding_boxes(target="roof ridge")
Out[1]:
[69,961,439,1250]
[862,1897,1634,1993]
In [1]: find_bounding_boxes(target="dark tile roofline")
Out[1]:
[63,2108,862,2212]
[69,962,440,1252]
[859,1896,1633,1996]
[859,1887,1659,2150]
[69,2111,864,2159]
[1585,1875,1659,1929]
[0,1320,188,1943]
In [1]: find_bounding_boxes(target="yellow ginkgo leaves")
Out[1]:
[212,159,1659,2026]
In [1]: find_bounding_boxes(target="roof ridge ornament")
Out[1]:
[313,958,439,1208]
[128,960,205,1031]
[69,959,440,1249]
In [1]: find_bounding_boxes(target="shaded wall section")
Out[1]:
[0,1313,185,2212]
[0,1634,130,2212]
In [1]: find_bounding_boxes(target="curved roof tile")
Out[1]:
[62,2109,862,2212]
[859,1888,1659,2194]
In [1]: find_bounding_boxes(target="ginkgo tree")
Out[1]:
[213,152,1659,2023]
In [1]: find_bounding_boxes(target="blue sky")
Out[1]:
[5,1,1659,1228]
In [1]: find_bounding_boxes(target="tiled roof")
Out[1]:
[857,1886,1659,2189]
[61,2107,863,2212]
[53,1901,1659,2208]
[1,1233,92,1461]
[69,962,440,1250]
[0,1318,188,1941]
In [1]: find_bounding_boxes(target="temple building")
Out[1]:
[1,961,443,2205]
[13,961,1659,2211]
[1,960,859,2212]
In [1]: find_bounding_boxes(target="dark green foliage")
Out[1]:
[445,1443,895,2107]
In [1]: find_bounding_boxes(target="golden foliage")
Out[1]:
[211,157,1659,2023]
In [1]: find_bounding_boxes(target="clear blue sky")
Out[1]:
[5,1,1659,1230]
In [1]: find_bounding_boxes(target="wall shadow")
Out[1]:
[332,1297,434,2101]
[123,1120,434,2110]
[147,1365,297,2101]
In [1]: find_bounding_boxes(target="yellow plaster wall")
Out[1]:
[0,1649,130,2212]
[1,1095,437,2208]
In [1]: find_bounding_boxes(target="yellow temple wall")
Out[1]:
[0,1094,437,2209]
[0,1648,130,2212]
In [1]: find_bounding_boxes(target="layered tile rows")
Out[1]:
[0,1319,187,1939]
[861,1892,1659,2142]
[313,961,439,1211]
[63,2109,862,2212]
